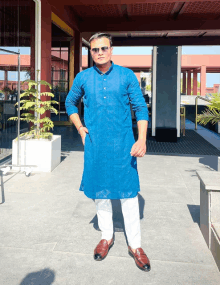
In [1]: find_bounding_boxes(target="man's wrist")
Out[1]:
[138,137,146,142]
[77,125,84,134]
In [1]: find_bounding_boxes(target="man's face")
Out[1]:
[90,37,113,66]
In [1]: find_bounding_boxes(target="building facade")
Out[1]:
[1,0,220,141]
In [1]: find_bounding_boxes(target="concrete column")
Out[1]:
[29,1,35,130]
[187,70,192,95]
[40,0,51,120]
[154,46,181,142]
[200,65,207,96]
[182,72,186,94]
[193,70,198,95]
[30,1,35,81]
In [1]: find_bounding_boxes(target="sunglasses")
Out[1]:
[91,46,110,54]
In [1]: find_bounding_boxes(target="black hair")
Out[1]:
[89,32,112,47]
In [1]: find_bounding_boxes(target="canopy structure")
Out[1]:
[64,0,220,46]
[0,0,220,141]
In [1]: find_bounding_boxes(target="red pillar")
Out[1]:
[41,0,51,119]
[4,70,8,88]
[74,30,82,117]
[88,50,93,68]
[74,30,82,77]
[135,72,141,83]
[193,70,197,95]
[187,70,191,95]
[182,72,186,94]
[200,65,206,96]
[215,84,220,94]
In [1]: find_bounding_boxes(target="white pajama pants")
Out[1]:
[95,195,141,249]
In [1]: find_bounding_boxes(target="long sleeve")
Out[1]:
[127,70,149,122]
[65,73,84,116]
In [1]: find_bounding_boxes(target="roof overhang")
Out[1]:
[66,0,220,46]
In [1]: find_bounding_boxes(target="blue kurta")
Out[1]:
[65,62,149,199]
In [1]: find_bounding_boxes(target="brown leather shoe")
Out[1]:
[94,238,114,261]
[128,246,151,272]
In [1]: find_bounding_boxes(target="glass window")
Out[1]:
[0,0,34,153]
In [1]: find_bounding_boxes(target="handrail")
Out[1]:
[180,106,186,136]
[195,96,211,130]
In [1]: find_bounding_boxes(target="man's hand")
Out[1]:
[79,127,89,146]
[130,139,147,157]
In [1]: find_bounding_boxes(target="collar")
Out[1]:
[93,61,114,75]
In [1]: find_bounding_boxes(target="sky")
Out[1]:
[0,45,219,87]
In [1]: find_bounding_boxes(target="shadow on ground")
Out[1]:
[199,156,219,171]
[61,151,72,162]
[187,204,200,226]
[19,268,55,285]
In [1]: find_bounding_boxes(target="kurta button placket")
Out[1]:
[103,75,107,99]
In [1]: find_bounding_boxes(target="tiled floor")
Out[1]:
[0,136,220,284]
[143,119,220,156]
[186,119,220,150]
[1,118,220,164]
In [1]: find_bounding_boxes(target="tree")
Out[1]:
[8,77,59,139]
[197,92,220,126]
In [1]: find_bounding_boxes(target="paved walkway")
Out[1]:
[0,121,220,284]
[186,119,220,151]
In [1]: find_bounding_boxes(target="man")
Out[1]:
[65,32,150,272]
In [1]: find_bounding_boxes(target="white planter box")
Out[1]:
[12,135,61,172]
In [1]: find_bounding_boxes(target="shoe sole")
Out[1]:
[94,241,114,261]
[128,250,151,272]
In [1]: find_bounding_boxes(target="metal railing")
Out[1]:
[195,96,211,130]
[180,106,186,136]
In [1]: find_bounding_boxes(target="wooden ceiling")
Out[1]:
[65,0,220,46]
[1,0,220,46]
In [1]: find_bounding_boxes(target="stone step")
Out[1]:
[211,223,220,271]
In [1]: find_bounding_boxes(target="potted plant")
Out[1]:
[8,78,61,172]
[197,92,220,131]
[196,92,220,171]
